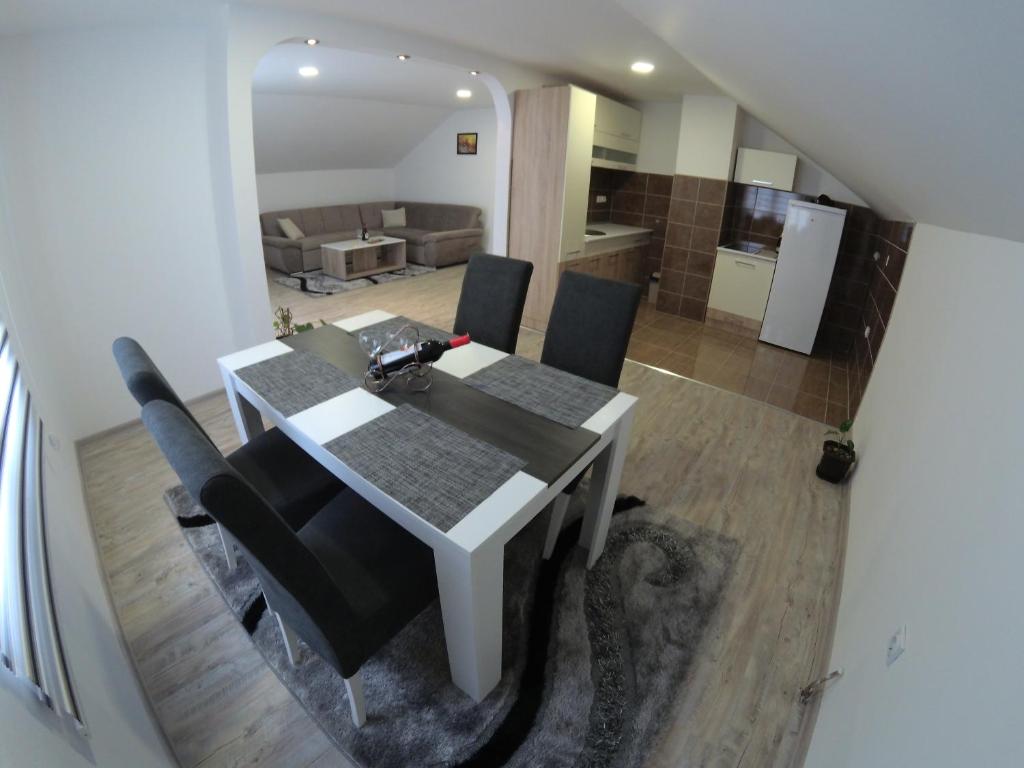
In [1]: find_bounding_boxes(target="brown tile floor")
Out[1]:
[628,300,851,426]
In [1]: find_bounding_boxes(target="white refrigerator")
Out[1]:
[759,201,847,354]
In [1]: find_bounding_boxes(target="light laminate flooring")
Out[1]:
[81,265,846,768]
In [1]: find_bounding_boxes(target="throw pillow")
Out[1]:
[277,217,305,240]
[381,207,406,228]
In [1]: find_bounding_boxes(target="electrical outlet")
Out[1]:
[864,325,871,338]
[886,625,907,666]
[873,250,881,262]
[596,194,608,204]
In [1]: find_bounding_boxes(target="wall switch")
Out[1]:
[886,625,907,666]
[596,194,608,204]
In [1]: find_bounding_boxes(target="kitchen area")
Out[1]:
[508,85,912,426]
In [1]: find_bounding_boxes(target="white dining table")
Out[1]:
[217,309,637,702]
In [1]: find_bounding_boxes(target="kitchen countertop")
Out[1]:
[584,223,652,243]
[718,241,778,262]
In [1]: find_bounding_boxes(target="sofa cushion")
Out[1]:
[278,217,305,240]
[321,204,362,233]
[396,201,482,231]
[261,209,303,236]
[382,227,432,245]
[381,207,406,228]
[297,208,326,236]
[359,201,396,231]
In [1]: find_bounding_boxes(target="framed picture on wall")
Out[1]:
[456,132,478,155]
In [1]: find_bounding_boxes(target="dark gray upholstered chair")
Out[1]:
[540,271,642,387]
[141,400,438,726]
[112,337,343,567]
[539,271,642,558]
[452,253,534,353]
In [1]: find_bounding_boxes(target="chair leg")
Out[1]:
[275,613,301,666]
[542,493,570,560]
[218,524,238,570]
[344,672,366,727]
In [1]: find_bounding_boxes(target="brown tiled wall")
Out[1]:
[657,175,728,321]
[850,219,913,413]
[587,168,672,281]
[722,182,880,356]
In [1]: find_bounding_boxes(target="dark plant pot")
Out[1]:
[816,440,855,484]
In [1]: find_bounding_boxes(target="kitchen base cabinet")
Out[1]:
[559,246,645,286]
[706,247,777,339]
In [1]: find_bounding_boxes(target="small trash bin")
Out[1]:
[648,272,660,304]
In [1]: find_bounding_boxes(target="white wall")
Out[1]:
[674,95,739,180]
[394,109,497,247]
[805,223,1024,767]
[256,168,395,211]
[0,35,175,768]
[635,101,681,176]
[0,22,244,440]
[738,112,866,205]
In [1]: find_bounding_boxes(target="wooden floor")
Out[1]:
[82,265,846,768]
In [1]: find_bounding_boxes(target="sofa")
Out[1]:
[259,201,484,273]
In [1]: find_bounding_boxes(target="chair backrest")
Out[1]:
[541,271,642,388]
[112,337,209,439]
[140,400,365,677]
[453,253,534,353]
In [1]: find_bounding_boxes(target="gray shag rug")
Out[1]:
[270,264,436,297]
[164,485,737,768]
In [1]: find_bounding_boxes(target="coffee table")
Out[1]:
[320,236,406,281]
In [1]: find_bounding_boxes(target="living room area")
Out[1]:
[252,40,496,298]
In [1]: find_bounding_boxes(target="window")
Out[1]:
[0,321,83,732]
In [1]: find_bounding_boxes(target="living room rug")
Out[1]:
[270,264,436,297]
[164,484,737,768]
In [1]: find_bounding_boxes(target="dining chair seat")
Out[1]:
[297,488,439,656]
[227,427,342,530]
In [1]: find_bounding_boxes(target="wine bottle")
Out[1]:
[368,334,470,379]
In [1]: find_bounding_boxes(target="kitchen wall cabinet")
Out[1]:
[594,95,642,153]
[510,85,597,330]
[733,147,798,192]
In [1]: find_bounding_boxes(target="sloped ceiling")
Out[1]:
[618,0,1024,243]
[252,93,452,173]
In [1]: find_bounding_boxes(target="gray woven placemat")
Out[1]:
[463,355,617,428]
[323,404,526,532]
[234,350,362,417]
[357,315,452,345]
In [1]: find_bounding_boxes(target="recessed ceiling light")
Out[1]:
[456,89,472,99]
[630,61,655,74]
[469,70,480,76]
[397,53,411,61]
[298,66,319,78]
[305,38,319,46]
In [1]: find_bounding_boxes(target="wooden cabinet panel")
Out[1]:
[561,247,648,286]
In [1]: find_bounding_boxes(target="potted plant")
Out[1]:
[273,306,321,338]
[816,418,855,483]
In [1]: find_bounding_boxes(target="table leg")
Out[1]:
[580,407,636,569]
[434,538,504,702]
[221,369,265,444]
